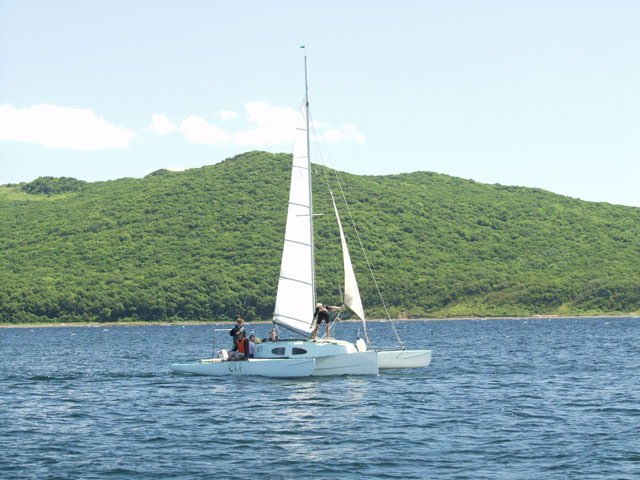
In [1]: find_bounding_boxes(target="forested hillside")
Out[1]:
[1,151,640,324]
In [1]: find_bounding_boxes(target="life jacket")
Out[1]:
[237,337,248,354]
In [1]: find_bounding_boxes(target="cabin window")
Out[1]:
[271,347,285,356]
[292,348,307,355]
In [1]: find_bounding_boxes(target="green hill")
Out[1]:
[1,151,639,324]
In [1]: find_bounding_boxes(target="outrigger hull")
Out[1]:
[377,349,432,369]
[313,351,378,376]
[255,339,379,375]
[170,358,315,377]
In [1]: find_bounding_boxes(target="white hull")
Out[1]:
[377,349,431,369]
[254,339,378,375]
[170,358,315,377]
[313,351,378,376]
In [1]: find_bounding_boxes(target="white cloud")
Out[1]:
[310,119,329,129]
[176,101,364,147]
[320,129,349,143]
[316,124,366,144]
[147,114,177,135]
[220,110,238,120]
[165,165,185,172]
[343,125,366,143]
[179,115,231,145]
[232,101,298,146]
[0,104,135,149]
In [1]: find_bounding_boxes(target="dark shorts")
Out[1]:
[317,312,330,324]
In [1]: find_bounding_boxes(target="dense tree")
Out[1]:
[1,151,639,325]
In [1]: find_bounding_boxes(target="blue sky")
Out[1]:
[1,0,639,206]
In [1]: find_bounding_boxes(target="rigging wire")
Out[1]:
[308,111,346,340]
[309,112,404,350]
[309,111,345,305]
[331,170,405,349]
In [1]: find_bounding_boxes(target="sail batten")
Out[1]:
[287,203,309,211]
[278,275,313,286]
[283,239,311,247]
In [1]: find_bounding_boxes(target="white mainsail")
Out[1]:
[273,103,315,336]
[273,55,372,344]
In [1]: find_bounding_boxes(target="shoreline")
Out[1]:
[2,313,638,329]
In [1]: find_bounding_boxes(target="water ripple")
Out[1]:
[1,318,640,479]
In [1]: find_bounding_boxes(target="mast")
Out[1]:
[304,54,316,308]
[272,54,317,336]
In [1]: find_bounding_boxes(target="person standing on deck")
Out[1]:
[229,317,246,350]
[312,304,343,341]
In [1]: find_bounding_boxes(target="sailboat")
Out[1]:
[246,55,378,376]
[170,55,430,377]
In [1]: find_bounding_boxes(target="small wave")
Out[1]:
[505,409,561,421]
[68,412,92,419]
[98,372,160,379]
[591,406,640,415]
[102,468,140,476]
[26,375,79,382]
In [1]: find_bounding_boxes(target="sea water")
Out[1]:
[1,318,639,479]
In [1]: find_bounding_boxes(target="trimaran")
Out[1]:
[171,56,431,377]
